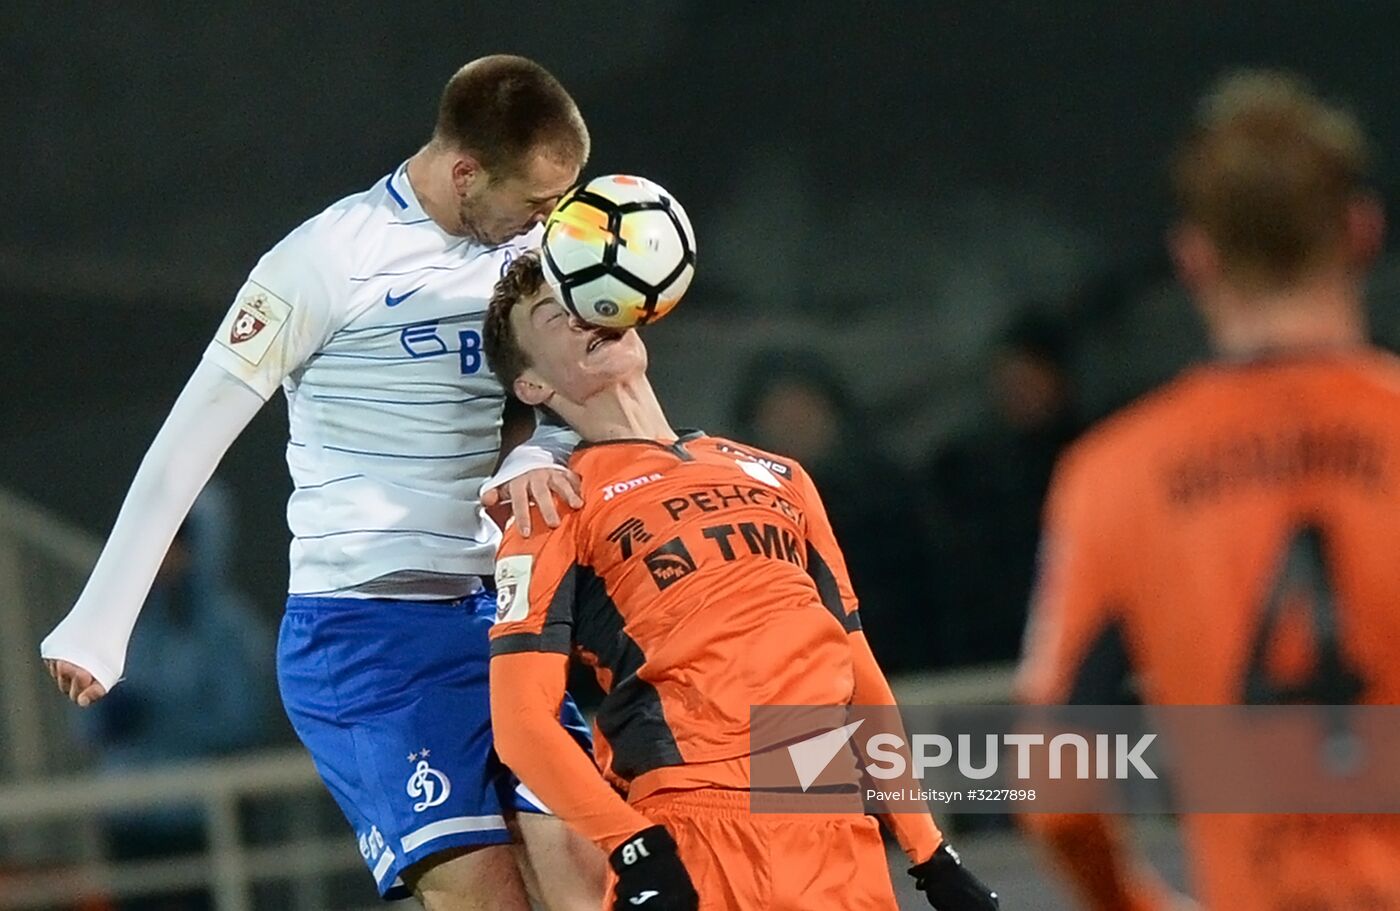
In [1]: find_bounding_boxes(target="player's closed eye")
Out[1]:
[529,300,567,328]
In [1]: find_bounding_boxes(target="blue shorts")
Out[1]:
[277,589,590,900]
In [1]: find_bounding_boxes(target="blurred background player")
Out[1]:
[480,253,999,910]
[1018,70,1400,909]
[39,56,604,910]
[924,310,1082,668]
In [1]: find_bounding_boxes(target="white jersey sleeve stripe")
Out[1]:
[349,260,476,282]
[296,528,494,543]
[309,392,504,406]
[334,309,488,334]
[318,444,500,461]
[293,473,366,491]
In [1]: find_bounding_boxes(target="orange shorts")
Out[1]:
[615,788,900,911]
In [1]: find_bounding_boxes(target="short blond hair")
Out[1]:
[1171,70,1372,289]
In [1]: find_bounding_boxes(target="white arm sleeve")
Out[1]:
[39,361,265,690]
[43,224,342,690]
[481,416,581,494]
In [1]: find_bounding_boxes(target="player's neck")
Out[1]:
[406,146,467,235]
[1207,277,1368,359]
[568,377,677,444]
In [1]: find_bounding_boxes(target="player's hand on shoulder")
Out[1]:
[909,842,999,910]
[609,825,698,911]
[488,468,583,537]
[44,659,107,707]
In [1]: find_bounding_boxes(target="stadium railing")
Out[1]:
[0,676,1025,911]
[0,488,100,782]
[0,489,369,910]
[0,748,372,911]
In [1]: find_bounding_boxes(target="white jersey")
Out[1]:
[204,163,537,597]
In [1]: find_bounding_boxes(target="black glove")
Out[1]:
[609,825,699,910]
[910,843,1000,910]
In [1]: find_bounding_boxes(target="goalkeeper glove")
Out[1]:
[609,825,699,910]
[910,843,1000,910]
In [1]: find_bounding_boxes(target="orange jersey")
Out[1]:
[488,432,941,862]
[492,433,862,789]
[1019,351,1400,910]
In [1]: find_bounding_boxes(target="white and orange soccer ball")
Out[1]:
[540,174,696,328]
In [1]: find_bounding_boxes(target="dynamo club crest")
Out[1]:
[405,749,451,812]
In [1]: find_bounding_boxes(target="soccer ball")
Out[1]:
[540,175,696,328]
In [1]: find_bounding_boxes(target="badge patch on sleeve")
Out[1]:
[494,555,534,623]
[215,281,293,366]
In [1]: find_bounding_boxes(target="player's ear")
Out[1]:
[1344,192,1385,269]
[513,374,552,407]
[453,154,485,194]
[1169,221,1218,295]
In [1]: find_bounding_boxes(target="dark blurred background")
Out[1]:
[9,0,1400,688]
[10,3,1400,907]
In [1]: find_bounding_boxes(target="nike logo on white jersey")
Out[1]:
[384,286,423,307]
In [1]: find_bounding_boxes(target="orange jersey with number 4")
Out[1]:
[1020,351,1400,910]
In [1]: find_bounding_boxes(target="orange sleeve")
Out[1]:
[791,462,862,633]
[490,516,581,657]
[1017,444,1131,706]
[790,462,945,861]
[849,629,945,864]
[1015,446,1168,910]
[489,518,653,852]
[490,651,652,853]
